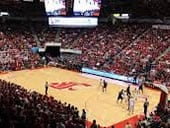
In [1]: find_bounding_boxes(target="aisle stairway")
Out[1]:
[30,25,41,47]
[70,29,87,48]
[113,27,150,58]
[153,45,170,63]
[55,28,61,42]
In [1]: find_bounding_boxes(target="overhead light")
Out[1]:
[113,13,129,19]
[0,12,9,16]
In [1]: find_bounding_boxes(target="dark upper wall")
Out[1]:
[0,0,169,18]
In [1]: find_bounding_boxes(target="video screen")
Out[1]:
[44,0,66,16]
[48,17,98,27]
[73,0,101,16]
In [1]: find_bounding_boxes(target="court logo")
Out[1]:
[50,82,91,91]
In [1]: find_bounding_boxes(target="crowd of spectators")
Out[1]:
[31,23,170,86]
[58,24,147,72]
[137,104,170,128]
[59,28,83,49]
[0,79,86,128]
[32,23,59,47]
[47,53,82,71]
[150,50,170,86]
[0,22,169,87]
[53,24,169,86]
[111,28,170,76]
[0,22,42,72]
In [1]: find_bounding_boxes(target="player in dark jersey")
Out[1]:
[102,80,107,92]
[126,84,131,96]
[139,84,144,94]
[138,78,144,94]
[117,89,124,103]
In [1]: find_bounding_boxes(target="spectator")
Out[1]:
[125,122,132,128]
[90,120,98,128]
[0,79,85,128]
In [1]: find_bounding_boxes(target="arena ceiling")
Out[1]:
[0,0,169,18]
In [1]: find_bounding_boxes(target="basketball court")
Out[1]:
[0,67,161,127]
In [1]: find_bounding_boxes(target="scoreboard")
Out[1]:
[44,0,66,16]
[73,0,101,16]
[44,0,101,27]
[48,17,98,27]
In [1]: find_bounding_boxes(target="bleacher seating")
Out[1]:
[0,22,169,87]
[0,22,41,72]
[111,28,170,76]
[0,79,85,128]
[152,51,170,86]
[137,104,170,128]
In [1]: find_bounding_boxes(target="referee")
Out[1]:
[143,98,149,118]
[45,81,49,95]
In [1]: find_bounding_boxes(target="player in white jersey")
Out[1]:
[98,79,103,89]
[128,96,135,115]
[132,88,138,101]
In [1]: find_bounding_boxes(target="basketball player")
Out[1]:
[117,89,124,103]
[99,79,103,89]
[138,76,145,94]
[102,80,107,92]
[138,80,144,94]
[129,96,135,115]
[127,95,131,110]
[133,73,138,84]
[123,90,128,103]
[132,88,138,101]
[126,84,131,96]
[45,81,49,95]
[139,83,144,94]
